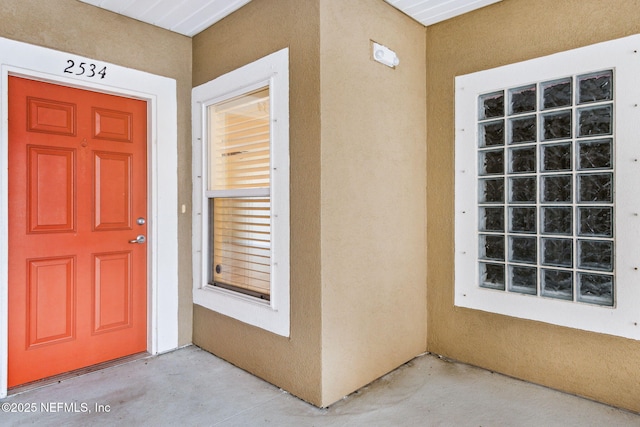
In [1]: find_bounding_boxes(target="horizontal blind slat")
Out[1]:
[215,122,269,139]
[214,92,269,115]
[216,134,270,149]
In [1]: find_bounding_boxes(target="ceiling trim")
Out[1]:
[78,0,502,37]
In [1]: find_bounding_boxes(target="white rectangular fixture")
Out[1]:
[372,41,399,68]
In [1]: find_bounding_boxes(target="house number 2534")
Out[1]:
[64,59,107,79]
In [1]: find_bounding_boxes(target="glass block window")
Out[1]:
[456,35,640,340]
[477,70,614,306]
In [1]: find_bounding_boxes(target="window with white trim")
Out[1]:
[192,48,290,337]
[455,35,640,340]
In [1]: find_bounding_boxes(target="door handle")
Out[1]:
[128,235,146,244]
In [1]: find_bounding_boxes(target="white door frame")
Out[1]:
[0,37,179,398]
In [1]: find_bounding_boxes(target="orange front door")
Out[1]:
[7,76,148,387]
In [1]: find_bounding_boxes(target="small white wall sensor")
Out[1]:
[372,41,399,68]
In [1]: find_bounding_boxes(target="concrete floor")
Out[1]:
[1,346,639,426]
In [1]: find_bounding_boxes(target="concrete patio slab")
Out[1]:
[1,346,638,426]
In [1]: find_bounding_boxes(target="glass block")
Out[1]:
[509,236,537,264]
[480,234,505,261]
[578,105,612,137]
[541,143,571,171]
[479,149,504,175]
[509,116,536,144]
[542,175,572,203]
[542,238,573,267]
[509,177,536,203]
[479,207,505,232]
[480,263,505,290]
[578,207,613,237]
[578,139,612,170]
[578,240,613,271]
[542,207,572,235]
[542,111,571,141]
[542,78,572,109]
[578,173,612,203]
[479,121,505,147]
[509,147,536,173]
[509,266,537,295]
[509,85,536,114]
[509,207,536,233]
[479,91,504,119]
[578,273,613,306]
[479,178,504,203]
[578,70,613,104]
[541,269,573,300]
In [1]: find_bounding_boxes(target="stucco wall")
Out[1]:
[192,0,426,407]
[426,0,640,412]
[191,0,324,406]
[319,0,427,405]
[0,0,193,346]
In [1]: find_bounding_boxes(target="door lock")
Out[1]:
[128,235,146,244]
[137,217,146,225]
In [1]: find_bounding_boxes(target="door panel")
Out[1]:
[28,146,75,233]
[93,108,132,142]
[94,152,132,230]
[27,256,75,347]
[27,97,76,136]
[8,76,148,387]
[93,251,132,333]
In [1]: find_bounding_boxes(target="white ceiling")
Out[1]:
[78,0,252,37]
[384,0,501,27]
[78,0,501,37]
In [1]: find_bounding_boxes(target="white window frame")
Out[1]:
[192,48,290,337]
[455,35,640,340]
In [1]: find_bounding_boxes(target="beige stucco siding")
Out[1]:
[319,0,427,405]
[426,0,640,413]
[192,0,324,406]
[0,0,193,346]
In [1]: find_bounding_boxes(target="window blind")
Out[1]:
[208,86,272,299]
[211,198,271,298]
[209,87,270,191]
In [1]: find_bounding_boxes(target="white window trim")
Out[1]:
[192,48,290,337]
[0,37,179,398]
[455,34,640,340]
